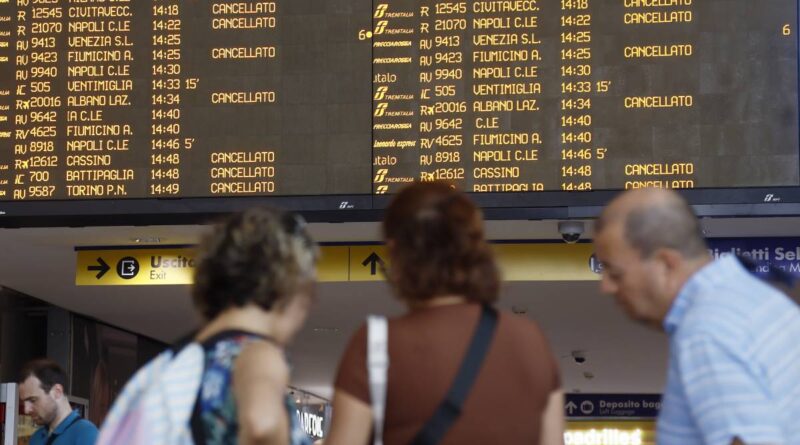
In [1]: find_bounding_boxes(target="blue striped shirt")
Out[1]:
[657,255,800,445]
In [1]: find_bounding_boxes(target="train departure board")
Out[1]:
[0,0,797,204]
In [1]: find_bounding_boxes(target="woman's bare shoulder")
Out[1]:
[236,340,289,384]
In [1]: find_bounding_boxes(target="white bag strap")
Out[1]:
[367,315,389,445]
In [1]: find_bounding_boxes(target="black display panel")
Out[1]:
[371,0,799,193]
[0,1,373,200]
[0,0,797,223]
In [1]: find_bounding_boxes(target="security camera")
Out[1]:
[572,350,587,365]
[558,221,585,244]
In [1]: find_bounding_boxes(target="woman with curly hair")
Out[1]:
[190,208,318,445]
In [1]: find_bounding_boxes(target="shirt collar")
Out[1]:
[663,255,738,334]
[52,409,80,435]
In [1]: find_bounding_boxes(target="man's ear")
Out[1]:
[653,248,683,273]
[652,248,689,298]
[49,383,65,400]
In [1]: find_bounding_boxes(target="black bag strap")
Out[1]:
[410,305,499,445]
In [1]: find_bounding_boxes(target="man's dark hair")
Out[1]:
[19,359,68,393]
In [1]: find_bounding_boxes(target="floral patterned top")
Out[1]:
[190,330,312,445]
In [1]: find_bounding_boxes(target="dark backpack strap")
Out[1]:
[410,305,499,445]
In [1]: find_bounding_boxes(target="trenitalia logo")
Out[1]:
[373,169,413,184]
[374,4,388,18]
[374,86,388,100]
[376,185,389,194]
[374,103,388,117]
[374,20,388,35]
[374,169,388,183]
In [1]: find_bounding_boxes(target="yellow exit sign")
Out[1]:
[76,248,196,285]
[76,243,599,286]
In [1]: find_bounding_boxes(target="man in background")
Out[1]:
[19,359,98,445]
[594,188,800,445]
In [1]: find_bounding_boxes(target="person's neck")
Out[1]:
[48,402,72,433]
[680,254,713,287]
[197,305,284,346]
[657,254,713,328]
[408,295,468,311]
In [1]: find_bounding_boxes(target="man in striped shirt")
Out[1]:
[594,188,800,445]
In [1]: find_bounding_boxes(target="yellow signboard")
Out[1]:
[348,245,389,282]
[317,246,349,282]
[565,420,656,445]
[76,242,599,285]
[76,248,196,286]
[75,246,367,286]
[495,243,597,281]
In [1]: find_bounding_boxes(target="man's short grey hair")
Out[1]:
[624,197,708,259]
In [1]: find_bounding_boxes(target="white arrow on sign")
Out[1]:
[565,401,577,415]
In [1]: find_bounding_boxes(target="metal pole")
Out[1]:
[0,383,18,445]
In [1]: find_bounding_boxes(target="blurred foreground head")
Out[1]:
[593,188,709,328]
[193,208,319,336]
[383,181,500,306]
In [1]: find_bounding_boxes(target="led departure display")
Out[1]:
[0,0,797,201]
